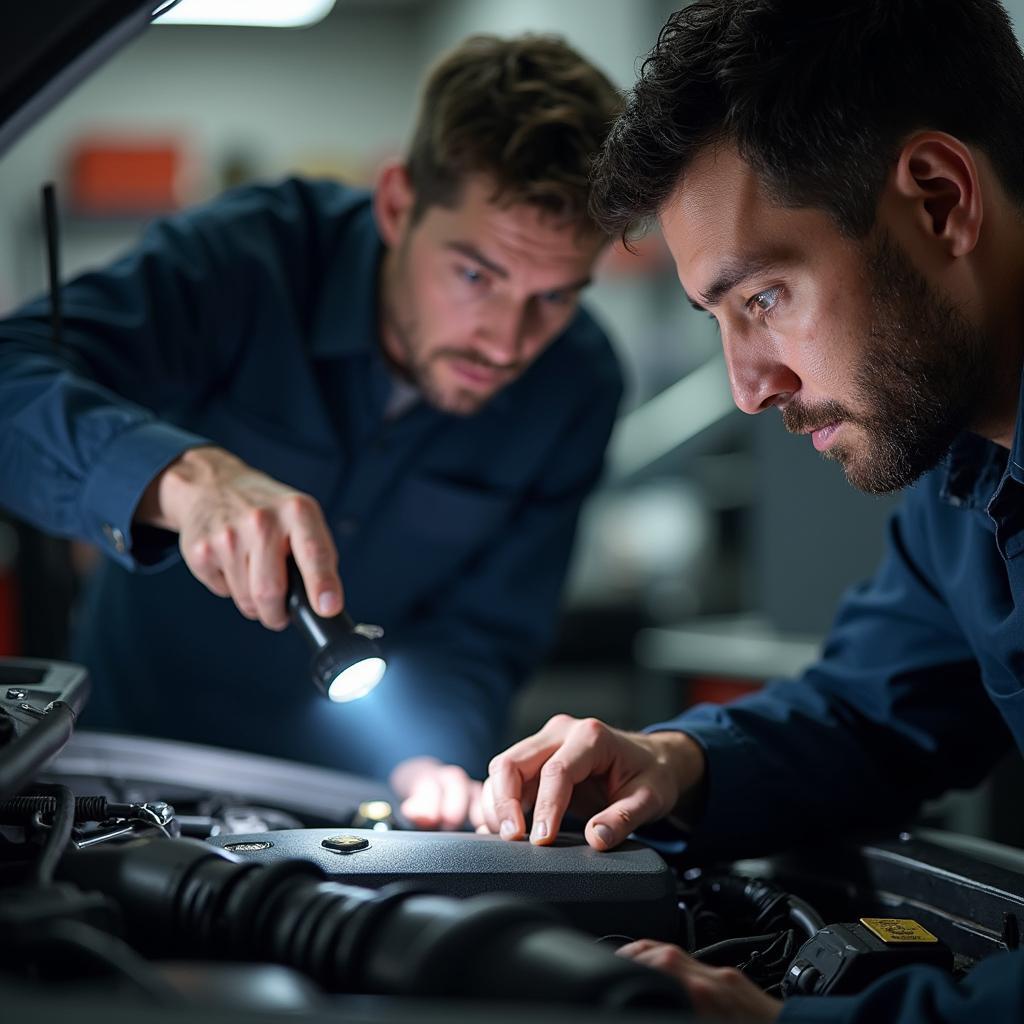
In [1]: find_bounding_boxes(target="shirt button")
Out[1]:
[336,518,359,537]
[102,523,127,553]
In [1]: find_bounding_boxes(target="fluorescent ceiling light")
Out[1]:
[156,0,336,28]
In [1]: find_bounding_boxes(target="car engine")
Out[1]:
[2,656,1023,1023]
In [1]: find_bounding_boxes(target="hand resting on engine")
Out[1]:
[478,714,706,851]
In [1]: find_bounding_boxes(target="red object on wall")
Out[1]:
[687,676,762,706]
[68,137,185,216]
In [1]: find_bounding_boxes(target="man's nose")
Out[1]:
[475,297,526,366]
[723,336,800,415]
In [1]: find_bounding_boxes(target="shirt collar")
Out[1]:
[1010,360,1024,484]
[941,357,1024,512]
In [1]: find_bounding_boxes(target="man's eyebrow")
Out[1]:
[698,253,785,308]
[445,241,509,279]
[444,240,593,295]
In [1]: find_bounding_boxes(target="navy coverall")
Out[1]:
[0,178,623,778]
[655,380,1024,1019]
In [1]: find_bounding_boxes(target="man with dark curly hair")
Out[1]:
[0,34,623,830]
[481,2,1024,1020]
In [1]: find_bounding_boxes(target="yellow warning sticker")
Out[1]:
[860,918,939,944]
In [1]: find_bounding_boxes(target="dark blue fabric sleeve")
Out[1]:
[371,368,624,778]
[0,180,322,568]
[645,484,1011,861]
[779,949,1024,1023]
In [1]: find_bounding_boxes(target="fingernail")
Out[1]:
[531,820,548,842]
[592,823,614,848]
[318,590,340,616]
[499,819,517,839]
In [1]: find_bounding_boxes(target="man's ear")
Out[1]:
[373,161,416,248]
[890,132,982,258]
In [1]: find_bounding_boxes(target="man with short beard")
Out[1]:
[480,1,1024,1020]
[0,35,623,830]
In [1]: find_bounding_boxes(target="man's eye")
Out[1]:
[541,290,571,306]
[749,287,781,315]
[459,266,485,285]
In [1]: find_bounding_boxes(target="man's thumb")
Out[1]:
[585,817,623,850]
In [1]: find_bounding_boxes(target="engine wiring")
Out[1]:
[0,777,979,1012]
[28,783,74,885]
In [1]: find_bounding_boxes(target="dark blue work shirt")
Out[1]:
[0,179,622,778]
[652,378,1024,1021]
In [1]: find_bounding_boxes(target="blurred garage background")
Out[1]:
[1,0,1020,842]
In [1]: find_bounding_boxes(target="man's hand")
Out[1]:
[479,714,706,850]
[390,756,483,830]
[136,446,343,630]
[616,941,782,1022]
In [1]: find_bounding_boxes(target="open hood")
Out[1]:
[0,1,170,159]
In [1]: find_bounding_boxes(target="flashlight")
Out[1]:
[286,558,386,702]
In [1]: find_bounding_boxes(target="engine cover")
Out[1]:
[208,828,679,941]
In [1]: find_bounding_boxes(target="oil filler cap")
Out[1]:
[322,834,370,854]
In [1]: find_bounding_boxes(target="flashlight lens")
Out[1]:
[326,657,387,703]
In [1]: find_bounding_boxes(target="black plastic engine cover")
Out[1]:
[207,828,678,941]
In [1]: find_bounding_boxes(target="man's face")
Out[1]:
[381,175,606,416]
[658,146,992,494]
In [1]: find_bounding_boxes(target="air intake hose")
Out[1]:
[59,836,688,1010]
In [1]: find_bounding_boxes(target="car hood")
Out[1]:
[1,1,167,159]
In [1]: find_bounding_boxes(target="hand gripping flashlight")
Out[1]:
[286,558,386,702]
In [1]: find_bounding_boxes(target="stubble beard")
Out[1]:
[381,245,499,418]
[783,231,992,495]
[387,311,490,416]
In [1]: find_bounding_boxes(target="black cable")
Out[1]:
[0,703,77,799]
[740,929,794,969]
[737,929,798,989]
[692,932,778,965]
[0,795,118,823]
[33,783,75,886]
[42,183,62,350]
[0,795,178,843]
[702,875,825,941]
[787,894,825,938]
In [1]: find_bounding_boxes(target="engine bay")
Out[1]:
[2,657,1023,1022]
